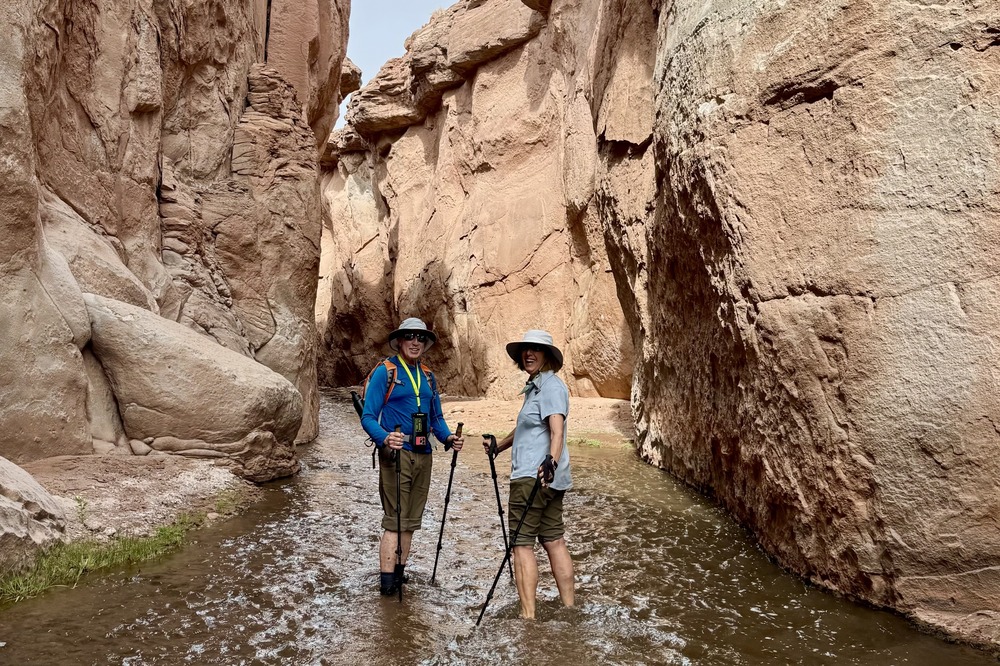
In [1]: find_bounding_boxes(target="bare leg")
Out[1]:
[542,538,575,606]
[380,531,415,569]
[512,545,538,619]
[380,530,396,571]
[401,531,413,564]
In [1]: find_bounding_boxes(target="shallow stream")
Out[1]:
[0,393,993,665]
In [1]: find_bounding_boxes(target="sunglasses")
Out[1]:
[401,332,429,343]
[522,344,547,353]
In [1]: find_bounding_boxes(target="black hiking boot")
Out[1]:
[379,571,398,596]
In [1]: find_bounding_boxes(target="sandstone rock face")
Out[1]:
[266,0,351,148]
[604,0,1000,650]
[1,0,349,487]
[0,0,93,465]
[0,457,67,574]
[321,0,634,398]
[324,0,1000,649]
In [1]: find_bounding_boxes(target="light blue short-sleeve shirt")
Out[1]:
[511,370,572,491]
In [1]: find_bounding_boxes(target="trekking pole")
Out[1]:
[484,435,514,579]
[394,424,403,603]
[476,476,541,626]
[431,422,463,585]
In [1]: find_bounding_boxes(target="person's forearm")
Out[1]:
[430,393,450,442]
[431,419,451,443]
[548,414,565,461]
[498,432,514,452]
[361,415,388,447]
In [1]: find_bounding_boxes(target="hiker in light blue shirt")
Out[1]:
[484,330,575,619]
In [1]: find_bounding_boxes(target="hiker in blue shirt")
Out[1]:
[361,317,465,596]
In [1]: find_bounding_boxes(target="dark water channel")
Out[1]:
[0,393,994,665]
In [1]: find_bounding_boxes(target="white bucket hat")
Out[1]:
[505,329,563,371]
[388,317,437,351]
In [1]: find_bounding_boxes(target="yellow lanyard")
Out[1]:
[398,358,422,409]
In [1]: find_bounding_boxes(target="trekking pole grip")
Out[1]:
[447,422,463,451]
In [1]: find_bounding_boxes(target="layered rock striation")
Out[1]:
[0,0,349,522]
[324,0,1000,649]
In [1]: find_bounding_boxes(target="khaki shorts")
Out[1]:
[379,448,433,532]
[508,477,566,546]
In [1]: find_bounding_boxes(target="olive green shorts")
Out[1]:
[508,477,566,546]
[379,448,433,532]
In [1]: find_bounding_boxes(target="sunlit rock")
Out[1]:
[0,457,67,574]
[0,0,349,482]
[619,0,1000,650]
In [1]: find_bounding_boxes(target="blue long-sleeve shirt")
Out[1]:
[361,356,452,453]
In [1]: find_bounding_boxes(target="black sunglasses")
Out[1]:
[401,332,429,343]
[522,344,547,353]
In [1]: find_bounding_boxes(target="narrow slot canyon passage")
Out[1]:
[0,393,993,664]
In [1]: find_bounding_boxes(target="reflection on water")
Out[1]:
[0,394,994,665]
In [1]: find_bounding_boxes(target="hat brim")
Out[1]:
[389,328,436,351]
[506,342,563,371]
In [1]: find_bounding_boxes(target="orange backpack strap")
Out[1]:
[381,359,398,403]
[361,358,398,405]
[419,363,438,397]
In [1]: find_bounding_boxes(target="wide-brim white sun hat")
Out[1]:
[505,329,563,371]
[388,317,437,351]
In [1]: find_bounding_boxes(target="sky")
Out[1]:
[335,0,452,128]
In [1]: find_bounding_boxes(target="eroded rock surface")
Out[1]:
[615,0,1000,651]
[0,458,66,574]
[0,0,349,491]
[86,294,302,480]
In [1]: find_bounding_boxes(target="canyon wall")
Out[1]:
[629,0,1000,648]
[318,0,635,398]
[325,0,1000,649]
[0,0,350,496]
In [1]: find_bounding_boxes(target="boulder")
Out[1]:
[85,293,302,480]
[0,457,66,574]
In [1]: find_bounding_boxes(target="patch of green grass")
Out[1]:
[74,496,88,524]
[568,436,604,448]
[0,512,202,606]
[213,488,242,515]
